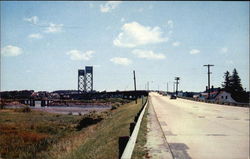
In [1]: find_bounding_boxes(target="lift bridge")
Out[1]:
[78,66,93,93]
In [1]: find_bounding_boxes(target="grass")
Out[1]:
[0,98,146,159]
[62,98,147,159]
[131,103,149,159]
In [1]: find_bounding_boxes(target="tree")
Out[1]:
[222,71,231,91]
[230,68,243,93]
[225,68,248,103]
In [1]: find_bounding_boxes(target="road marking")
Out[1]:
[206,134,227,136]
[216,116,224,118]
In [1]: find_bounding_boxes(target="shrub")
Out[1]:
[111,106,117,110]
[14,106,31,113]
[76,115,103,131]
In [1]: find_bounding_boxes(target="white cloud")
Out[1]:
[172,41,180,47]
[190,49,200,55]
[66,50,94,61]
[132,49,166,60]
[24,16,39,24]
[221,47,228,53]
[24,16,63,34]
[28,33,43,39]
[44,23,63,33]
[100,1,121,13]
[1,45,23,56]
[167,20,174,29]
[113,22,168,48]
[110,57,132,66]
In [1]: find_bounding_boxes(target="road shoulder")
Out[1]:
[145,97,173,159]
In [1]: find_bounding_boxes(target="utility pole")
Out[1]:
[173,82,175,95]
[133,70,136,91]
[147,81,149,91]
[175,77,180,96]
[133,70,137,104]
[203,64,214,100]
[167,82,169,93]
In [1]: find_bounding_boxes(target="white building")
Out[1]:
[214,91,236,103]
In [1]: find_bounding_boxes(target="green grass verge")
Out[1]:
[131,103,149,159]
[62,98,146,159]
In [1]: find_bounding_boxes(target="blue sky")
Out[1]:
[1,1,249,92]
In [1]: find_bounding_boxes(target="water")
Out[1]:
[6,105,112,115]
[34,105,112,115]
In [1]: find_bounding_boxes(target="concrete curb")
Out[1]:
[120,99,149,159]
[150,98,174,159]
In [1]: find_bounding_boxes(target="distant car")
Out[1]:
[170,95,177,99]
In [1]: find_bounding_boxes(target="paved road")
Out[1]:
[150,92,249,159]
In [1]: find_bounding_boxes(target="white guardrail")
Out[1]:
[121,99,149,159]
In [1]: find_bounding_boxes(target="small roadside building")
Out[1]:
[198,90,220,101]
[214,91,236,103]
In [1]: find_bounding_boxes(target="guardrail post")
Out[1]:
[119,136,130,158]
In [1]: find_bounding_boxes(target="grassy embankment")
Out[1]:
[131,103,149,159]
[0,97,147,159]
[62,97,147,159]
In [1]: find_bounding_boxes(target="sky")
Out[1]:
[1,1,249,92]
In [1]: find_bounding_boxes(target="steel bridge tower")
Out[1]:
[78,69,85,93]
[77,66,93,93]
[85,66,93,92]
